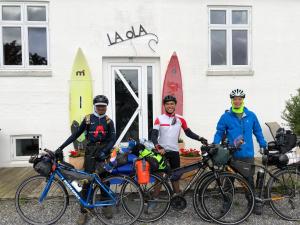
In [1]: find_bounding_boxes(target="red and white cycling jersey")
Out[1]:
[153,114,188,152]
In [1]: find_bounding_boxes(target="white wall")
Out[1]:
[0,0,300,166]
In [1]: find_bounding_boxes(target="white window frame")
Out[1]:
[0,2,50,70]
[208,6,252,73]
[102,58,160,146]
[11,134,42,161]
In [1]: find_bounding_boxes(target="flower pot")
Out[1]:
[178,142,185,150]
[68,156,84,170]
[180,156,201,180]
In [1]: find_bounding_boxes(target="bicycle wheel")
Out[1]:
[124,173,172,222]
[92,175,144,225]
[15,175,69,225]
[193,171,214,222]
[267,167,300,221]
[201,172,254,225]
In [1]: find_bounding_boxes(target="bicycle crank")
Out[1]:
[170,196,187,211]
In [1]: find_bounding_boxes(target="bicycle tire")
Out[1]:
[201,172,254,225]
[124,173,172,222]
[267,167,300,221]
[92,175,144,225]
[15,175,69,225]
[193,171,214,222]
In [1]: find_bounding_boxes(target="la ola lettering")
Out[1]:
[107,24,148,46]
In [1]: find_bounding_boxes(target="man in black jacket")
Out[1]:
[55,95,116,225]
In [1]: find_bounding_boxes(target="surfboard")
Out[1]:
[161,52,183,115]
[69,48,93,149]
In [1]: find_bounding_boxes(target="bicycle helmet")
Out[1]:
[93,95,109,106]
[163,95,177,104]
[230,89,246,99]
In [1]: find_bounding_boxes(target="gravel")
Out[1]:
[1,195,300,225]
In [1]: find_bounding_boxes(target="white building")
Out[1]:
[0,0,299,167]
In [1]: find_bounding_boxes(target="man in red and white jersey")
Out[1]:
[151,95,207,193]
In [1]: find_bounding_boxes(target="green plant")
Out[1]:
[179,148,201,157]
[68,149,84,158]
[282,88,300,135]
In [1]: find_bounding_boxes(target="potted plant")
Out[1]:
[68,149,84,170]
[179,148,201,180]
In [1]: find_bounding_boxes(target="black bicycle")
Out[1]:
[122,140,254,224]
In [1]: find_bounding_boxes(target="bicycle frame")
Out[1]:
[38,162,117,209]
[226,158,297,202]
[157,159,209,195]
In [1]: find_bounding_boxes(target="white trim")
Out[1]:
[0,2,50,71]
[0,69,52,76]
[206,70,254,76]
[208,6,252,72]
[102,58,160,144]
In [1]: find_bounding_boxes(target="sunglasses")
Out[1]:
[171,117,177,125]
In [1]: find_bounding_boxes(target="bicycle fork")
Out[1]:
[38,173,56,203]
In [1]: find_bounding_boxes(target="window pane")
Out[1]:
[28,27,48,65]
[115,70,139,141]
[16,138,39,156]
[232,10,248,24]
[210,10,226,24]
[27,6,46,21]
[232,30,248,65]
[3,27,22,65]
[211,30,226,65]
[147,66,153,139]
[2,6,21,21]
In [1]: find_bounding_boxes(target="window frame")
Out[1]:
[0,2,50,70]
[208,6,252,71]
[10,134,42,161]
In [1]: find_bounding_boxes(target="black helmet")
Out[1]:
[93,95,109,106]
[230,89,246,99]
[163,95,177,104]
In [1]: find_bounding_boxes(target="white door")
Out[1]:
[108,63,156,145]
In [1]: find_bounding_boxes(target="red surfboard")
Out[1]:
[161,52,183,115]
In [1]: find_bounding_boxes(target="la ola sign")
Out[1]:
[107,24,158,52]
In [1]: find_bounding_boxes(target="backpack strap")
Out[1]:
[85,114,91,140]
[85,114,91,125]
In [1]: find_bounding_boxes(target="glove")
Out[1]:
[199,137,208,145]
[55,148,63,161]
[259,147,268,155]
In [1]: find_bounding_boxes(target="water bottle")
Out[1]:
[71,180,82,192]
[256,168,264,189]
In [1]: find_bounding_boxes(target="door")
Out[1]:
[109,63,155,145]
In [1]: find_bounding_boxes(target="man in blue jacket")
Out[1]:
[213,89,267,214]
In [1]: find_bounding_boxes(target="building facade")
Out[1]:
[0,0,300,166]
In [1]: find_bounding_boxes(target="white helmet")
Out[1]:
[230,89,245,99]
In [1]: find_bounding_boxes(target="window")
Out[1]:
[208,7,251,70]
[0,3,49,68]
[11,135,42,161]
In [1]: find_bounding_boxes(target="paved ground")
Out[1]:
[1,167,300,225]
[1,195,300,225]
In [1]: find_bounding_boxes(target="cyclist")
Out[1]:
[213,89,267,215]
[151,95,208,194]
[55,95,116,225]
